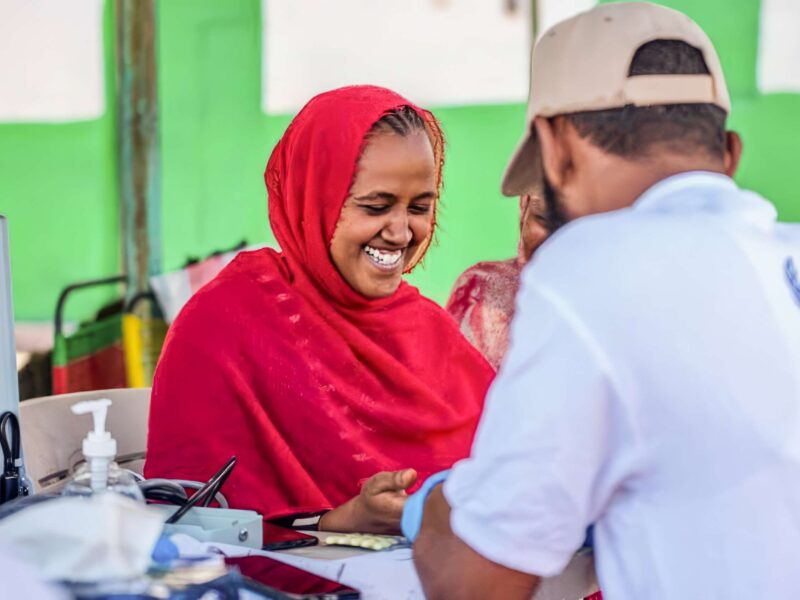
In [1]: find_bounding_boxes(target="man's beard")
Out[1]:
[541,173,570,234]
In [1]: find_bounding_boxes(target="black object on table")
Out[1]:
[164,456,237,525]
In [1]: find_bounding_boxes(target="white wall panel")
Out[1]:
[262,0,532,113]
[758,0,800,93]
[0,0,105,122]
[536,0,596,39]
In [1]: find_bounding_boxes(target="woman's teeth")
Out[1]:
[363,245,403,269]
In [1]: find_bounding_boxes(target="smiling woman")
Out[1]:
[144,86,494,534]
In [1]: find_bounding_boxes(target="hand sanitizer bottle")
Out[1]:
[62,399,144,502]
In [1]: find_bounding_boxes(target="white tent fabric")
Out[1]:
[261,0,532,113]
[758,0,800,93]
[0,0,795,119]
[536,0,596,40]
[0,0,104,122]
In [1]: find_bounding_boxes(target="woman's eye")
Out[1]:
[360,205,390,215]
[409,204,432,215]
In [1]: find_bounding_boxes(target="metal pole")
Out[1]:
[0,216,20,418]
[116,0,161,301]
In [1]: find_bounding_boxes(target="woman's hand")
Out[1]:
[319,468,418,534]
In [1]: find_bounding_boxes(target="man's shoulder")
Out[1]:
[521,205,739,320]
[530,208,687,278]
[776,221,800,245]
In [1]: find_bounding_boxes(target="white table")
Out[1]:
[217,532,599,600]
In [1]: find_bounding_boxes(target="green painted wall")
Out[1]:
[0,3,120,323]
[1,0,798,324]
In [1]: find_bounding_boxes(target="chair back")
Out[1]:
[19,387,150,494]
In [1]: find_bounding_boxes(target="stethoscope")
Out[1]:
[0,411,26,504]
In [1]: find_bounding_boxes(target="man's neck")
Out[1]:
[587,152,726,215]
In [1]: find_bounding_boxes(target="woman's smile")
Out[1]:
[363,244,405,271]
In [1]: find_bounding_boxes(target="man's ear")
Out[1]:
[723,131,743,178]
[533,116,568,188]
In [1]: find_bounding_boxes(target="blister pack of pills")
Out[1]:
[323,533,408,551]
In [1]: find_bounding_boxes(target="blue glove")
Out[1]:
[151,533,179,564]
[401,470,451,543]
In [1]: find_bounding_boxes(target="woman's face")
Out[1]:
[519,193,550,263]
[331,129,437,299]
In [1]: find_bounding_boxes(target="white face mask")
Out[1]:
[0,493,163,582]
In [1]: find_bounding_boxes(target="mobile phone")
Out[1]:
[225,555,360,599]
[263,521,319,551]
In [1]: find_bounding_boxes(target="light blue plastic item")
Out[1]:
[401,469,451,543]
[151,504,263,549]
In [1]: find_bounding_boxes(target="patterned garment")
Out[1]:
[446,192,551,369]
[446,257,524,370]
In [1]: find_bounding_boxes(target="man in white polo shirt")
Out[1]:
[401,3,800,599]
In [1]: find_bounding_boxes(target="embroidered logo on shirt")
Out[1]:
[786,257,800,306]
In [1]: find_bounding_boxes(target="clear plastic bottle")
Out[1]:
[62,398,143,502]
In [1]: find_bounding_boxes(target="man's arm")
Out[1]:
[411,274,634,598]
[414,485,540,600]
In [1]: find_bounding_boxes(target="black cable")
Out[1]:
[0,417,12,472]
[144,490,189,506]
[196,456,237,508]
[165,456,236,524]
[0,412,22,505]
[139,478,190,507]
[201,463,234,507]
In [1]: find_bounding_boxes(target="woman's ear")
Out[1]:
[724,131,743,178]
[533,116,567,189]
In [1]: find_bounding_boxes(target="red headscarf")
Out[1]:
[145,86,494,520]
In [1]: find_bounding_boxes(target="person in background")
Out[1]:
[446,193,550,369]
[402,3,800,599]
[145,86,494,534]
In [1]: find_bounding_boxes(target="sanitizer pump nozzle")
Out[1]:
[71,399,116,492]
[62,398,143,502]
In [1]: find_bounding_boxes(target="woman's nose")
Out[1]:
[382,210,413,246]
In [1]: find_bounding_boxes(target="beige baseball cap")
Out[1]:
[502,1,730,196]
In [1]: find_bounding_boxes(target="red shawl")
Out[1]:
[144,86,494,520]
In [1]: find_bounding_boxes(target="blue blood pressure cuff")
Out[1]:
[400,469,596,550]
[401,469,450,543]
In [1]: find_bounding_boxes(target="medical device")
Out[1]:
[0,411,22,503]
[164,456,237,524]
[142,455,265,550]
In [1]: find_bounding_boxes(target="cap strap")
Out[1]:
[623,74,717,107]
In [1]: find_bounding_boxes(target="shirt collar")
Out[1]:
[632,170,778,230]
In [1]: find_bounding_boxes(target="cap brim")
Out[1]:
[501,129,542,197]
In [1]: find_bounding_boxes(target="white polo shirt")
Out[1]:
[444,172,800,599]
